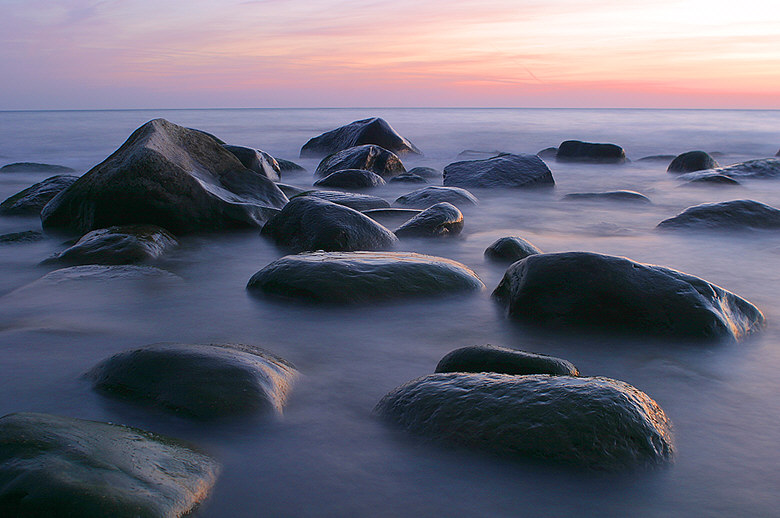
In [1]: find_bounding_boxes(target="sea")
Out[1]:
[1,108,779,517]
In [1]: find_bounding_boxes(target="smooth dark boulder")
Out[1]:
[667,151,719,174]
[41,119,287,234]
[536,147,558,159]
[223,145,281,181]
[42,225,178,266]
[394,186,478,210]
[261,196,397,253]
[389,173,427,184]
[375,373,673,470]
[562,190,650,203]
[247,251,484,304]
[0,175,78,215]
[407,166,440,178]
[492,251,764,340]
[394,202,463,238]
[443,153,554,188]
[0,231,44,244]
[556,140,627,164]
[361,208,421,227]
[87,343,297,418]
[484,236,541,263]
[0,412,219,518]
[657,199,780,231]
[314,145,406,178]
[314,169,386,189]
[301,117,421,158]
[684,175,741,186]
[435,345,579,376]
[294,190,390,211]
[275,157,305,172]
[0,162,76,173]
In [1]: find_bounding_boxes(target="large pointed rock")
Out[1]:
[0,175,78,215]
[301,117,421,158]
[314,145,406,178]
[443,153,554,188]
[41,119,288,234]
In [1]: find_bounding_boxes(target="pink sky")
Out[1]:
[2,0,779,109]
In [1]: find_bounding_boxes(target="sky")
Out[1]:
[1,0,779,109]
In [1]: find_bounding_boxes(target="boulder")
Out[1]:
[657,200,780,230]
[361,208,421,227]
[683,175,741,186]
[407,166,440,178]
[261,196,398,253]
[492,251,764,340]
[0,162,76,173]
[301,117,421,157]
[536,147,558,159]
[41,119,288,235]
[293,190,390,211]
[87,342,297,418]
[42,225,178,266]
[0,175,78,216]
[247,251,484,304]
[374,373,673,470]
[389,173,427,184]
[0,412,219,517]
[562,190,651,203]
[275,158,306,172]
[0,231,44,244]
[443,153,554,188]
[637,154,675,163]
[484,236,541,263]
[555,140,627,164]
[457,149,503,159]
[435,345,579,376]
[394,186,478,210]
[314,169,386,189]
[314,145,406,178]
[276,183,308,198]
[394,202,463,238]
[223,145,281,181]
[667,150,719,173]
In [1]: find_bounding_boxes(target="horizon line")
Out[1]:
[2,106,780,113]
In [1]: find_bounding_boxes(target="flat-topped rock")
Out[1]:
[0,162,76,173]
[247,251,484,304]
[435,345,579,376]
[562,190,650,203]
[301,117,421,158]
[314,169,386,189]
[0,175,78,215]
[484,236,541,263]
[0,412,219,517]
[294,190,390,211]
[667,150,719,173]
[556,140,627,164]
[314,145,406,178]
[394,186,478,210]
[42,225,178,266]
[443,153,554,188]
[394,202,463,238]
[657,199,780,230]
[223,144,281,181]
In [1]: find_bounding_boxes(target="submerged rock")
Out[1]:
[710,158,780,179]
[87,343,297,418]
[443,153,554,188]
[407,166,440,178]
[562,190,651,203]
[484,236,541,263]
[247,251,484,304]
[42,225,178,266]
[556,140,627,164]
[394,202,463,238]
[41,119,287,234]
[375,373,673,470]
[435,345,579,376]
[394,186,478,210]
[667,150,719,173]
[0,175,78,216]
[492,251,764,340]
[457,149,504,159]
[294,190,390,211]
[17,265,182,290]
[0,412,219,517]
[389,173,427,184]
[683,175,741,186]
[536,147,558,159]
[261,196,398,253]
[275,157,306,172]
[657,200,780,230]
[0,162,76,173]
[314,145,406,178]
[301,117,421,158]
[0,230,44,244]
[637,154,675,163]
[223,144,281,181]
[314,169,386,189]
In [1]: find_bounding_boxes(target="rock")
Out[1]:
[294,190,390,211]
[223,145,281,181]
[457,149,503,159]
[492,251,764,340]
[41,119,288,235]
[555,140,627,164]
[637,154,675,163]
[443,153,554,188]
[361,208,421,227]
[776,149,779,157]
[0,412,219,517]
[0,175,78,216]
[301,117,421,158]
[0,231,44,244]
[261,196,398,253]
[374,373,673,470]
[314,145,406,178]
[484,236,541,263]
[683,175,741,186]
[710,158,780,179]
[536,147,558,159]
[394,202,463,238]
[394,186,478,210]
[275,157,306,172]
[276,183,308,198]
[389,173,427,184]
[247,251,484,304]
[562,190,651,203]
[42,225,178,266]
[314,169,386,189]
[667,151,719,174]
[0,162,76,173]
[87,343,297,418]
[407,166,440,178]
[435,345,579,376]
[657,199,780,231]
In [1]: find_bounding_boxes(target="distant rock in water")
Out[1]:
[394,202,463,238]
[0,412,219,517]
[247,251,484,304]
[395,186,478,210]
[42,225,178,266]
[0,175,78,216]
[0,230,44,244]
[562,191,651,203]
[301,117,421,158]
[41,119,287,234]
[492,251,764,340]
[637,154,675,163]
[667,151,719,174]
[374,373,674,470]
[536,147,558,159]
[314,169,386,189]
[315,145,406,179]
[407,166,441,178]
[657,200,780,231]
[556,140,627,164]
[87,342,298,418]
[484,236,541,263]
[0,162,76,173]
[443,153,554,188]
[223,144,282,181]
[261,196,398,253]
[435,345,579,376]
[683,175,741,186]
[776,148,780,157]
[294,190,390,211]
[389,172,427,184]
[275,157,306,172]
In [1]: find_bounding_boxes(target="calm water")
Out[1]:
[1,108,779,517]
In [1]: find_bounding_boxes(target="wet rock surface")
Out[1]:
[275,157,305,172]
[389,173,427,184]
[0,230,44,244]
[301,117,421,158]
[684,175,741,186]
[667,151,719,173]
[562,190,651,203]
[394,186,478,210]
[657,199,780,230]
[0,162,76,173]
[407,166,440,178]
[294,190,390,211]
[42,225,178,266]
[361,208,421,227]
[443,153,554,188]
[555,140,627,164]
[223,145,282,181]
[435,345,579,376]
[394,202,463,238]
[314,145,406,178]
[484,236,541,263]
[0,175,79,215]
[314,169,386,189]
